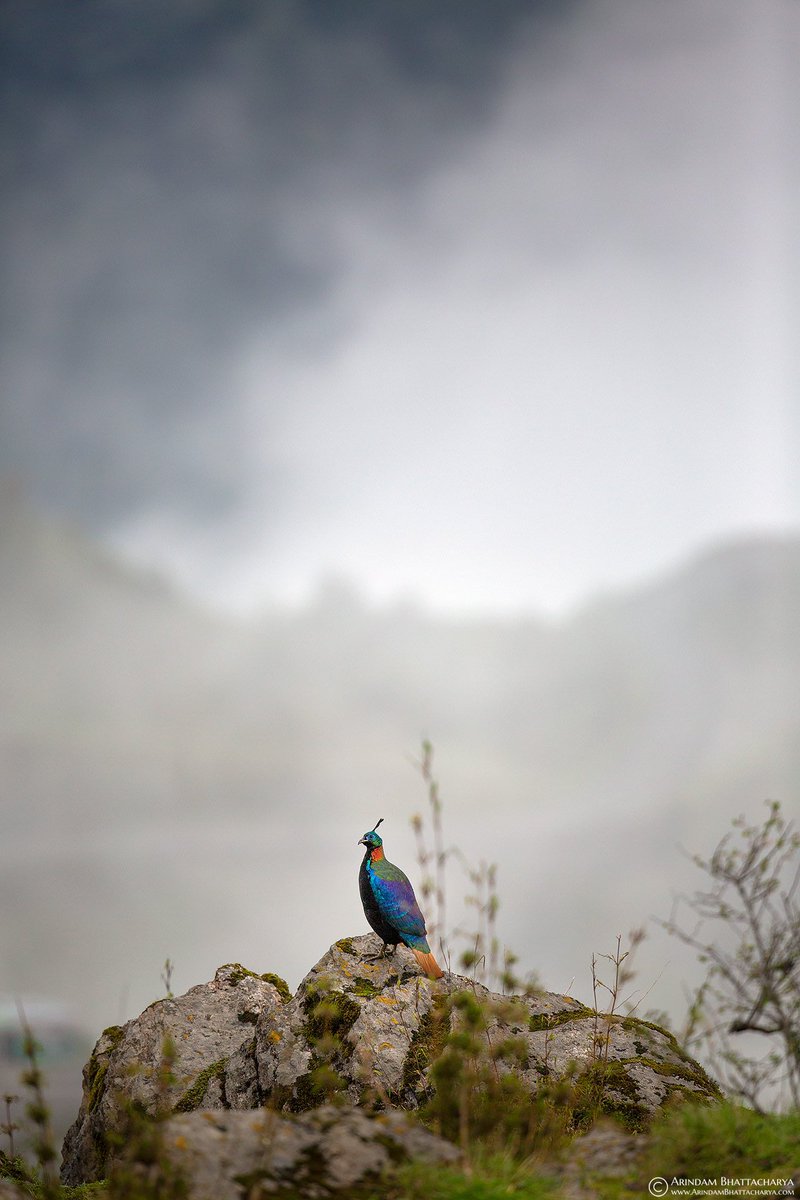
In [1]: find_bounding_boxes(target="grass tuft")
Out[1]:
[389,1150,558,1200]
[646,1101,800,1177]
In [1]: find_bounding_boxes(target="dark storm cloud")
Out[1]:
[0,0,571,526]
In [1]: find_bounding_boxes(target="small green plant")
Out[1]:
[412,740,451,972]
[104,1036,187,1200]
[412,742,531,994]
[18,1013,61,1200]
[159,960,174,1001]
[0,1031,189,1199]
[1,1092,20,1158]
[0,1015,102,1199]
[390,1149,558,1199]
[590,929,646,1066]
[456,859,501,987]
[423,987,572,1163]
[0,1144,38,1193]
[411,742,653,1159]
[299,975,353,1105]
[646,1100,800,1177]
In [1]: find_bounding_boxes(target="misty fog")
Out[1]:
[1,0,799,1134]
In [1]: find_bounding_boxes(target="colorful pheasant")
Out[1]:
[357,818,444,979]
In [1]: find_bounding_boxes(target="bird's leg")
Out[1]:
[364,942,393,962]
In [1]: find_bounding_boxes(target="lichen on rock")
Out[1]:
[162,1103,459,1199]
[61,936,722,1189]
[61,964,287,1184]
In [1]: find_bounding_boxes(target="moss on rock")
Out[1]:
[634,1055,721,1093]
[617,1017,722,1099]
[401,995,450,1101]
[173,1057,228,1114]
[270,986,363,1113]
[85,1026,125,1115]
[349,977,380,998]
[218,963,291,1001]
[259,973,292,1003]
[572,1059,651,1133]
[302,989,361,1049]
[528,1007,592,1033]
[275,1067,341,1115]
[101,1025,126,1049]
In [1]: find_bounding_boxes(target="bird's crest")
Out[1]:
[359,817,384,849]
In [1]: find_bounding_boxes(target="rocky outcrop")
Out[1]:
[220,935,719,1121]
[62,937,720,1187]
[161,1104,459,1199]
[61,963,287,1185]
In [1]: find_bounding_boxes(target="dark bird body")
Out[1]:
[358,820,443,979]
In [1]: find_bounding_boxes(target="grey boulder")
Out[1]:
[219,934,720,1122]
[161,1103,459,1199]
[61,936,721,1188]
[61,963,287,1185]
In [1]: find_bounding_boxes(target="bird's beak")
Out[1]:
[358,836,367,846]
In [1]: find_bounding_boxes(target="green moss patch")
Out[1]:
[647,1102,800,1178]
[275,1064,349,1115]
[270,986,362,1113]
[528,1008,592,1033]
[349,976,380,998]
[84,1027,124,1116]
[101,1025,125,1051]
[571,1060,650,1133]
[173,1058,228,1113]
[618,1018,722,1099]
[632,1056,720,1094]
[219,963,291,1001]
[260,973,292,1003]
[302,989,360,1047]
[401,996,450,1100]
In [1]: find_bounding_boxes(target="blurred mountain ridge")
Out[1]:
[1,489,799,1034]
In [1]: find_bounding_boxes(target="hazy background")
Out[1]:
[1,0,799,1089]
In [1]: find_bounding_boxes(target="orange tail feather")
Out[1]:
[411,948,444,979]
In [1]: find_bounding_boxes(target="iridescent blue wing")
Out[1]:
[369,858,428,945]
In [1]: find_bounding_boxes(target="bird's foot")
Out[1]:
[364,944,396,962]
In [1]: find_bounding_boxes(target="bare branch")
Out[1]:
[658,800,800,1111]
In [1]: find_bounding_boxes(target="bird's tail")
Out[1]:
[411,947,444,979]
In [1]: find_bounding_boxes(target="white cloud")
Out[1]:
[108,0,800,615]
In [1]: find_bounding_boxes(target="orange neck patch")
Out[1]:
[369,846,385,863]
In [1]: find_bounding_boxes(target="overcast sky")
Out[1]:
[2,0,798,615]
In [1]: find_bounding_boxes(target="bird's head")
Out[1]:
[358,817,384,850]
